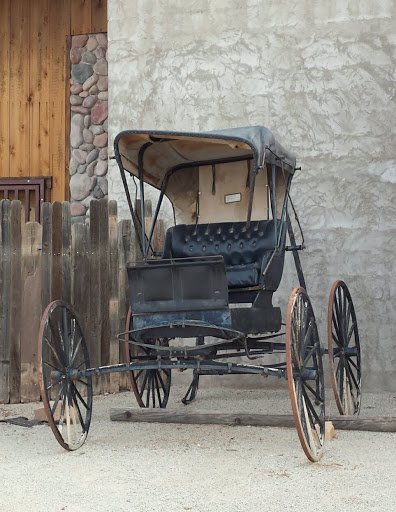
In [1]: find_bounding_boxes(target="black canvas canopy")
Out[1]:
[114,125,297,192]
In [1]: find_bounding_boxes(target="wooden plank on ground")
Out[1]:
[0,0,10,177]
[108,200,119,393]
[89,200,102,394]
[20,221,42,402]
[0,200,11,402]
[109,409,396,433]
[8,200,22,403]
[9,0,30,178]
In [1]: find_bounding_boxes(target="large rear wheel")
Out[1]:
[328,280,361,415]
[125,307,171,408]
[38,300,92,450]
[286,287,325,462]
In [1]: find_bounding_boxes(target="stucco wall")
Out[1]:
[108,0,396,391]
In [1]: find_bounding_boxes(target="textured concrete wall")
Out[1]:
[108,0,396,391]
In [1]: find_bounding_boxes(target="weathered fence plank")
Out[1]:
[89,199,102,394]
[71,222,90,360]
[118,219,135,391]
[61,202,72,305]
[51,201,62,301]
[20,221,42,403]
[41,202,52,312]
[9,200,22,403]
[108,200,119,393]
[99,198,110,392]
[0,200,11,402]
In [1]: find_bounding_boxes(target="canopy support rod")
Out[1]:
[286,211,307,290]
[138,143,152,258]
[114,145,145,254]
[145,180,168,258]
[272,164,277,242]
[277,172,292,248]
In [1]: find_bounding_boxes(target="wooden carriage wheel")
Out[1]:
[328,280,361,415]
[38,301,92,451]
[125,307,171,408]
[286,288,325,462]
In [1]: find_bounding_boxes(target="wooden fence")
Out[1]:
[0,198,162,404]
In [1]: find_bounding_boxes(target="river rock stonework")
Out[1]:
[69,33,108,221]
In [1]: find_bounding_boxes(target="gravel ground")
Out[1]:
[1,382,395,512]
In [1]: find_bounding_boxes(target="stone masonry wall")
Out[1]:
[108,1,396,391]
[69,33,108,222]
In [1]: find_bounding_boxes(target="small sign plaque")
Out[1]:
[224,193,241,204]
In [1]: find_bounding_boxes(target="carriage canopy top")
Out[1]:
[114,125,297,192]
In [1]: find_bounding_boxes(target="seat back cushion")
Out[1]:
[163,220,285,291]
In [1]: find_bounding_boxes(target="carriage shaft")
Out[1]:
[52,360,316,381]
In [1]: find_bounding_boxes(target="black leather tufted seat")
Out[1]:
[163,220,285,294]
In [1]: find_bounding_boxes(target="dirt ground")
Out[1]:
[1,381,395,512]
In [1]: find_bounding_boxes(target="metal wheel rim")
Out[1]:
[125,307,171,408]
[328,280,361,415]
[286,287,325,462]
[38,300,92,451]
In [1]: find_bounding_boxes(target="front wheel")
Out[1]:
[38,300,92,450]
[125,307,171,408]
[286,287,325,462]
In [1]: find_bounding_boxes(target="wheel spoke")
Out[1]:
[303,380,324,404]
[139,371,149,399]
[346,360,360,392]
[134,369,143,380]
[145,374,152,407]
[51,383,65,415]
[347,321,357,344]
[45,375,63,391]
[347,356,359,371]
[44,336,64,369]
[302,339,316,367]
[332,311,343,346]
[154,373,163,407]
[302,386,321,427]
[71,381,89,410]
[301,321,313,360]
[69,336,83,367]
[157,371,167,393]
[44,360,63,373]
[332,332,343,349]
[70,385,86,432]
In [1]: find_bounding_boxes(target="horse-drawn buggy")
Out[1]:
[38,126,361,461]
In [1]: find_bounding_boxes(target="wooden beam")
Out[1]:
[110,408,396,433]
[9,0,30,177]
[0,0,10,177]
